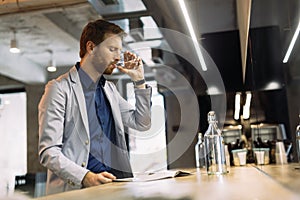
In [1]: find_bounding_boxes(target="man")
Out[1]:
[38,19,151,195]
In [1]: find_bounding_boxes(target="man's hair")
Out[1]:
[79,19,125,58]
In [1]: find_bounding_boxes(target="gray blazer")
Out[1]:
[38,66,151,195]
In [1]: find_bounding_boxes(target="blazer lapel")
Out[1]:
[103,84,132,175]
[103,85,123,134]
[69,67,89,139]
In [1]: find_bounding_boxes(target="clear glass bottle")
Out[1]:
[296,114,300,163]
[195,132,205,168]
[204,111,227,175]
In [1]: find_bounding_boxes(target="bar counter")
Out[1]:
[34,164,300,200]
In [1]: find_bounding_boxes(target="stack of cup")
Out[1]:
[231,149,247,166]
[253,148,270,165]
[275,141,287,164]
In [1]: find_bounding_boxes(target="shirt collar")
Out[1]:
[76,62,96,90]
[76,62,106,89]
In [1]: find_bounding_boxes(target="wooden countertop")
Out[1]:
[253,163,300,195]
[35,165,300,200]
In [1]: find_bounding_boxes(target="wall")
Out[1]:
[25,84,46,173]
[0,75,46,174]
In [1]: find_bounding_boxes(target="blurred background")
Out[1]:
[0,0,300,198]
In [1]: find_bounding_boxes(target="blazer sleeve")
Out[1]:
[115,84,152,131]
[38,79,88,187]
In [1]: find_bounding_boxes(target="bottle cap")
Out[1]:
[207,111,216,122]
[198,132,202,139]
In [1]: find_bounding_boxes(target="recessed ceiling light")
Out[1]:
[47,66,57,72]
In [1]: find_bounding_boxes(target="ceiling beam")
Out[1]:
[44,12,82,40]
[102,10,150,20]
[237,0,252,83]
[89,0,150,20]
[0,0,88,17]
[0,48,47,84]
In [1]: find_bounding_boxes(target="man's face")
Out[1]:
[91,33,122,75]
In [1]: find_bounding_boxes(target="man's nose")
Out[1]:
[114,52,121,61]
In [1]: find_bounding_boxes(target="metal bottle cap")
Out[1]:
[198,132,202,139]
[207,111,216,122]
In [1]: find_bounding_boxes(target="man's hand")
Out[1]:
[82,171,116,188]
[117,51,144,82]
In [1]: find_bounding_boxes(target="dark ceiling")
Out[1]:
[140,0,300,92]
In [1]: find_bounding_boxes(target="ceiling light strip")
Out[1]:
[234,92,241,120]
[283,20,300,63]
[178,0,207,71]
[242,92,251,119]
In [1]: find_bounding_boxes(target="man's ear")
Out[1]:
[86,41,94,54]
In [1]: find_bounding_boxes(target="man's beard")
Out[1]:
[103,65,115,75]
